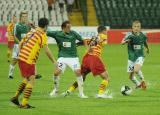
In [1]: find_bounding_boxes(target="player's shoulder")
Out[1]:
[141,32,147,37]
[71,30,79,35]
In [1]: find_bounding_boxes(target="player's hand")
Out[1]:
[146,48,149,54]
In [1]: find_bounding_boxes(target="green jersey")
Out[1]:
[124,32,147,61]
[47,30,83,58]
[14,22,31,44]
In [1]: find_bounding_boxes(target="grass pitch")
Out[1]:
[0,44,160,115]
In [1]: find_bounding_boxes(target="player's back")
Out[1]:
[19,27,47,64]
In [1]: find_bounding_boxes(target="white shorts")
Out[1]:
[12,44,19,59]
[127,57,144,72]
[57,57,81,72]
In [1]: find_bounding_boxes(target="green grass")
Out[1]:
[0,44,160,115]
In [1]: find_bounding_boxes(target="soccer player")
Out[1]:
[10,18,56,109]
[47,21,88,98]
[7,15,17,62]
[8,11,31,79]
[62,26,112,98]
[8,11,42,79]
[121,20,149,89]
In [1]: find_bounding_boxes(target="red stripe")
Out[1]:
[35,32,42,47]
[30,37,37,43]
[28,41,34,46]
[19,55,28,60]
[37,30,44,35]
[22,48,31,53]
[20,50,29,56]
[26,45,32,49]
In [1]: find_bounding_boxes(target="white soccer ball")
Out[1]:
[121,85,132,96]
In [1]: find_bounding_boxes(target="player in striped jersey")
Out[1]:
[10,18,56,109]
[62,26,112,98]
[8,11,42,79]
[7,15,17,62]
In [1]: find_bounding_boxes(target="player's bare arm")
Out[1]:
[44,45,56,64]
[121,38,131,45]
[144,41,149,54]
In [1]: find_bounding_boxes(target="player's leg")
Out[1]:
[10,78,28,106]
[96,71,112,98]
[7,41,13,62]
[127,60,141,88]
[67,57,87,98]
[129,72,141,88]
[7,47,11,62]
[20,75,35,108]
[50,58,65,97]
[11,60,35,108]
[134,57,146,89]
[61,65,89,97]
[74,69,88,98]
[8,44,19,79]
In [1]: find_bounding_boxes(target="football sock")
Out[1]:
[15,80,27,98]
[53,76,59,91]
[98,80,108,94]
[131,76,140,86]
[21,83,32,106]
[137,70,144,81]
[68,83,77,92]
[8,64,15,77]
[77,76,84,96]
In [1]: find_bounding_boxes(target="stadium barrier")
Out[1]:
[0,26,160,44]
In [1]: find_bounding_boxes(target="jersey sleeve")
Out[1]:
[124,32,132,41]
[73,31,83,41]
[47,30,57,38]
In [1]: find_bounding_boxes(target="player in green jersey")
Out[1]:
[47,21,88,98]
[8,11,41,79]
[121,20,149,89]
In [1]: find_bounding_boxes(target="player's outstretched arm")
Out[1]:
[121,38,131,45]
[44,45,56,64]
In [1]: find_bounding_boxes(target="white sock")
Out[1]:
[53,76,59,91]
[131,76,141,86]
[137,70,144,81]
[8,64,15,77]
[77,76,84,96]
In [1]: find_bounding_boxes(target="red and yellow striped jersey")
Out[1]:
[88,33,107,57]
[19,27,47,64]
[7,22,15,41]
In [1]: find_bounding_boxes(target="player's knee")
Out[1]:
[75,69,81,76]
[100,71,109,81]
[54,72,60,76]
[54,69,61,76]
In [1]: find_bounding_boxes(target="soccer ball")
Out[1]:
[121,85,132,96]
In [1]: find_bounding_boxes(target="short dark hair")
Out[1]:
[38,18,49,28]
[61,20,70,29]
[97,26,106,33]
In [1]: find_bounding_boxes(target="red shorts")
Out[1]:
[81,54,106,76]
[18,60,35,78]
[8,41,14,49]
